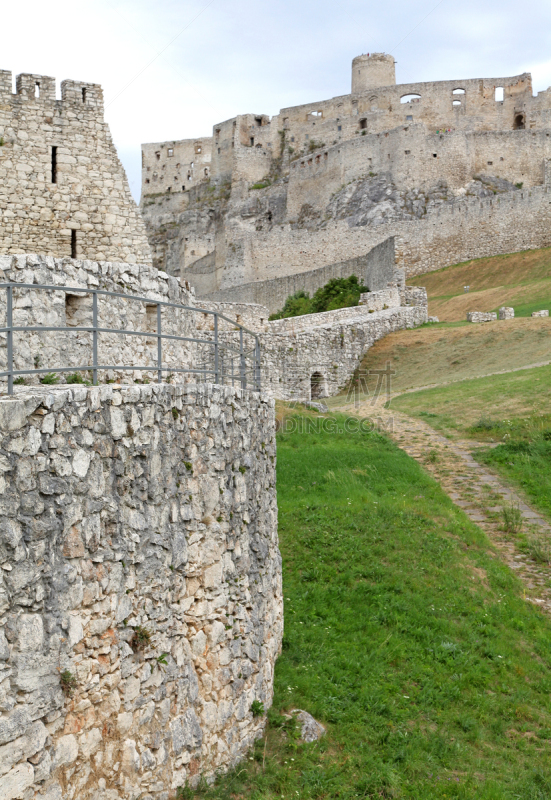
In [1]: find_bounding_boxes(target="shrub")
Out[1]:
[269,276,368,320]
[66,372,91,385]
[60,669,78,697]
[40,372,59,385]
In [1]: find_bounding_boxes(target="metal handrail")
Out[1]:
[0,282,261,395]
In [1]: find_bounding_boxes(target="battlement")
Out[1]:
[0,68,149,264]
[0,70,104,111]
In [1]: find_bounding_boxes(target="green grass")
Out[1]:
[392,366,551,520]
[185,413,551,799]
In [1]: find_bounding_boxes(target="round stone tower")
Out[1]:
[352,53,396,93]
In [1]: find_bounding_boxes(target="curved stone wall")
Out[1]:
[0,383,281,800]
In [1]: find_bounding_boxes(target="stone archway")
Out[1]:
[311,372,325,399]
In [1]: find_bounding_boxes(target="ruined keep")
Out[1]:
[0,72,152,265]
[140,54,551,302]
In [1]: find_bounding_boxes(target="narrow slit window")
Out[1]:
[35,82,40,99]
[51,146,58,184]
[71,230,77,259]
[495,87,504,102]
[82,87,87,103]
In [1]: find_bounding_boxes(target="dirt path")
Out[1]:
[337,397,551,614]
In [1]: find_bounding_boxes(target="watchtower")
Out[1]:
[352,53,396,93]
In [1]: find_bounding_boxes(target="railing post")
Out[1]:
[214,313,219,385]
[92,291,98,386]
[157,303,162,383]
[6,285,13,396]
[239,327,246,390]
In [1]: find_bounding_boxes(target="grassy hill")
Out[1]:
[187,412,551,800]
[407,247,551,322]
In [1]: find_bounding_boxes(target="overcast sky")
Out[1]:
[3,0,551,200]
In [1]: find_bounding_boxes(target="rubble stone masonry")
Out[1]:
[0,383,281,800]
[0,72,152,265]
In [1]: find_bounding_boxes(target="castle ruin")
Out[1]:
[140,54,551,308]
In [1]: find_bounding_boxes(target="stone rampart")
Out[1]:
[0,71,151,265]
[261,302,427,400]
[0,254,198,387]
[229,185,551,281]
[0,383,281,800]
[466,311,497,322]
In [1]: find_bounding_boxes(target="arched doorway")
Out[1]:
[311,372,324,400]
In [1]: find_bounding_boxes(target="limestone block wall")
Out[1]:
[0,254,200,387]
[285,126,551,219]
[231,185,551,281]
[260,303,427,400]
[0,383,281,800]
[0,71,151,265]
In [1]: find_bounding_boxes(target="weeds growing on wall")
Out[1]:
[180,411,551,799]
[269,276,368,320]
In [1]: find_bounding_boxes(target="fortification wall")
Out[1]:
[228,185,551,282]
[0,382,281,800]
[285,127,551,218]
[0,254,198,387]
[206,239,396,312]
[261,303,427,400]
[0,71,151,265]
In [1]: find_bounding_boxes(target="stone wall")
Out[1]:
[260,303,427,400]
[0,71,151,265]
[0,254,198,388]
[202,238,396,311]
[0,382,281,800]
[228,185,551,281]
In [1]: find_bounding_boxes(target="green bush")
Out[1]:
[269,276,369,320]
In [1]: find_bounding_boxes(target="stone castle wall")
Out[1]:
[0,254,198,388]
[0,383,281,800]
[226,185,551,283]
[0,71,151,265]
[202,239,397,313]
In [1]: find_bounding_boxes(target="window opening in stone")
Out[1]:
[400,94,421,104]
[51,146,58,183]
[406,115,413,121]
[168,148,174,157]
[204,168,208,176]
[82,88,87,103]
[255,117,262,127]
[305,134,309,140]
[514,113,525,130]
[452,88,465,95]
[359,118,367,130]
[453,100,461,106]
[145,304,158,341]
[190,162,194,169]
[433,153,437,158]
[250,137,254,146]
[218,147,220,154]
[337,125,342,132]
[71,230,77,259]
[155,151,160,160]
[66,293,91,327]
[35,82,40,99]
[495,87,504,102]
[405,149,411,155]
[311,372,324,400]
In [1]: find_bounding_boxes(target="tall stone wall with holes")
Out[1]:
[0,71,152,265]
[0,254,200,387]
[0,382,281,800]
